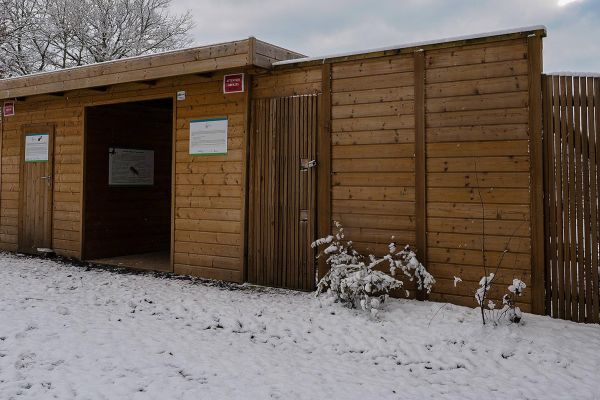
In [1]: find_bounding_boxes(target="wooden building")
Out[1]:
[0,26,547,314]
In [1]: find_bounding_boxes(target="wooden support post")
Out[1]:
[414,50,427,300]
[242,72,253,283]
[317,63,332,281]
[528,34,545,315]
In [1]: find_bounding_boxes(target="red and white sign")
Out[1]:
[3,101,15,117]
[223,73,244,94]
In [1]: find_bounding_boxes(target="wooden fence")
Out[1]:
[542,74,600,323]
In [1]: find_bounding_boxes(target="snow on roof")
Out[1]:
[546,72,600,78]
[273,25,547,66]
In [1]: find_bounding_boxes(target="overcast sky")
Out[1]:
[170,0,599,73]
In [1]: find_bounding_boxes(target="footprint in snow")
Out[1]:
[15,352,36,369]
[57,306,70,315]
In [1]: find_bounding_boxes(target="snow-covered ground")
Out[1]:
[1,253,599,400]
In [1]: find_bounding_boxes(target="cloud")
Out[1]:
[558,0,581,6]
[170,0,600,72]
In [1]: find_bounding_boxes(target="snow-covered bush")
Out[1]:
[474,274,526,325]
[311,222,435,315]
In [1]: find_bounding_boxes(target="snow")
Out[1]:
[546,72,600,77]
[273,25,547,66]
[1,253,599,400]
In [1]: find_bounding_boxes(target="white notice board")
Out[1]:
[25,133,49,162]
[108,148,154,186]
[189,118,228,155]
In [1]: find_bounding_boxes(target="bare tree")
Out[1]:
[0,0,52,76]
[81,0,194,63]
[0,0,194,77]
[44,0,87,69]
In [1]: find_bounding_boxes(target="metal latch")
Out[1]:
[300,159,317,170]
[41,175,52,187]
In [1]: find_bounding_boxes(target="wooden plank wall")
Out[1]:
[0,72,248,282]
[330,54,417,255]
[252,67,322,99]
[253,39,305,68]
[0,40,251,98]
[543,74,600,323]
[0,36,542,311]
[423,38,533,310]
[323,38,536,309]
[1,98,84,257]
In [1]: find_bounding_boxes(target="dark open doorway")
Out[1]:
[83,98,173,272]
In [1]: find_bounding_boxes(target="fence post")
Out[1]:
[414,49,427,300]
[528,34,546,315]
[317,63,332,280]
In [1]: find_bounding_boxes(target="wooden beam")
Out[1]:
[242,72,253,283]
[0,40,253,99]
[0,38,301,100]
[527,33,545,315]
[248,36,256,66]
[414,50,427,300]
[317,63,332,280]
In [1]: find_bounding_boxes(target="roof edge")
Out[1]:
[1,38,252,86]
[273,25,547,68]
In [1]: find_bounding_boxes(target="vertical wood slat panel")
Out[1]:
[565,75,575,321]
[593,78,600,322]
[586,77,597,322]
[573,77,584,322]
[580,77,591,323]
[553,75,564,318]
[248,94,319,290]
[543,74,600,323]
[559,75,569,320]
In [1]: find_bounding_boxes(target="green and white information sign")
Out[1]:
[108,148,154,186]
[24,133,49,162]
[189,117,228,156]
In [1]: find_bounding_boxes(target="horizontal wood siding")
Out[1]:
[252,67,322,99]
[0,33,540,309]
[331,54,416,256]
[173,75,247,282]
[253,39,305,68]
[1,101,84,257]
[0,73,248,281]
[424,38,532,310]
[323,38,534,309]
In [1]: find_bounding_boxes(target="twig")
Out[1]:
[427,302,449,328]
[473,158,526,324]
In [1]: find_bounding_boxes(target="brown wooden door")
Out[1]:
[248,95,320,290]
[19,126,54,254]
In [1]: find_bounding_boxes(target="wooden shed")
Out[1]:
[0,26,547,313]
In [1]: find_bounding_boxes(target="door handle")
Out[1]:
[41,175,52,187]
